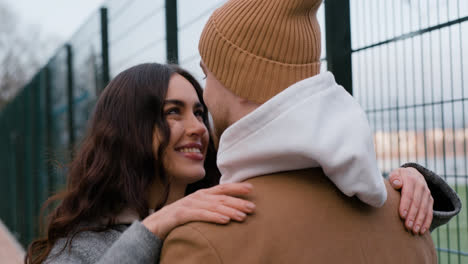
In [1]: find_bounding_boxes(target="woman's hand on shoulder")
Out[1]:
[142,183,255,239]
[389,167,433,235]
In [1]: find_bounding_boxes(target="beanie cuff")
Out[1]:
[199,18,321,104]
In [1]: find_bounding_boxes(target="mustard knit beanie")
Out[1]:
[199,0,322,104]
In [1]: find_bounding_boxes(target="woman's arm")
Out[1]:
[142,182,255,239]
[97,221,162,264]
[43,224,161,264]
[96,182,255,264]
[389,164,461,234]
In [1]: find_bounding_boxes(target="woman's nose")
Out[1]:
[186,115,207,137]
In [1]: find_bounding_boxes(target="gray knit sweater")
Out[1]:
[44,221,161,264]
[44,164,461,264]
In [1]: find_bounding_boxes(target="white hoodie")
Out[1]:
[217,72,387,207]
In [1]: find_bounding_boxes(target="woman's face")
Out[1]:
[156,73,209,186]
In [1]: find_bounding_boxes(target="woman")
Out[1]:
[26,63,438,264]
[26,63,255,264]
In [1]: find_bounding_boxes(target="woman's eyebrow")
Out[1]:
[194,102,203,109]
[164,99,185,107]
[165,100,203,110]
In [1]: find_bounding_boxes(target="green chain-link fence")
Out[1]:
[0,1,466,263]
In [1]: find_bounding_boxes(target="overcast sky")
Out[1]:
[5,0,106,41]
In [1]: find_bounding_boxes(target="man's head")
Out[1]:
[200,61,259,146]
[199,0,323,138]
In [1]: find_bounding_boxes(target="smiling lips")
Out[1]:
[179,148,201,153]
[176,143,205,161]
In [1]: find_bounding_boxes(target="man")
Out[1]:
[160,0,460,263]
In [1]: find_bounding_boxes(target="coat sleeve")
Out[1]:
[160,225,222,264]
[401,163,462,231]
[97,221,162,264]
[45,221,162,264]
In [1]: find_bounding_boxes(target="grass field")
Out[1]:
[432,184,467,264]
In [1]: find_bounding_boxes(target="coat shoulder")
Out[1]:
[162,170,437,264]
[161,224,222,264]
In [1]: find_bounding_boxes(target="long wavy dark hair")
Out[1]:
[25,63,220,264]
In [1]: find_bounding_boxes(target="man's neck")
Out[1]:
[228,100,261,128]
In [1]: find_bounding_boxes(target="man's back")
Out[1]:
[160,168,436,263]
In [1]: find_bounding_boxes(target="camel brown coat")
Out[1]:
[160,168,436,264]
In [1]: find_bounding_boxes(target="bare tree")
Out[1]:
[0,0,59,109]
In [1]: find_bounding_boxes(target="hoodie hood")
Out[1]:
[217,72,387,207]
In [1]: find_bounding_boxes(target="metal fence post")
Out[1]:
[44,66,54,197]
[24,84,34,245]
[14,93,25,245]
[324,0,353,95]
[36,67,48,223]
[66,44,75,157]
[31,73,43,239]
[9,127,18,234]
[100,7,110,91]
[165,0,179,64]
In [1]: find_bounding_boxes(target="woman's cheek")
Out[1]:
[203,133,209,154]
[171,121,185,136]
[152,129,162,158]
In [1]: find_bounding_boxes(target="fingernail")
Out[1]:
[421,227,427,234]
[408,220,413,228]
[414,225,420,233]
[402,210,407,218]
[392,180,401,186]
[221,215,229,222]
[246,202,256,210]
[237,212,246,219]
[244,183,253,189]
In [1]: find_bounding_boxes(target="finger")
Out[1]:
[398,177,414,220]
[204,183,253,196]
[389,169,403,190]
[183,198,249,222]
[404,183,424,232]
[209,194,256,213]
[208,204,248,222]
[412,188,431,235]
[421,197,434,234]
[190,209,231,224]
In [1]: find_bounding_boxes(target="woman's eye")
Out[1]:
[194,109,205,118]
[165,108,180,115]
